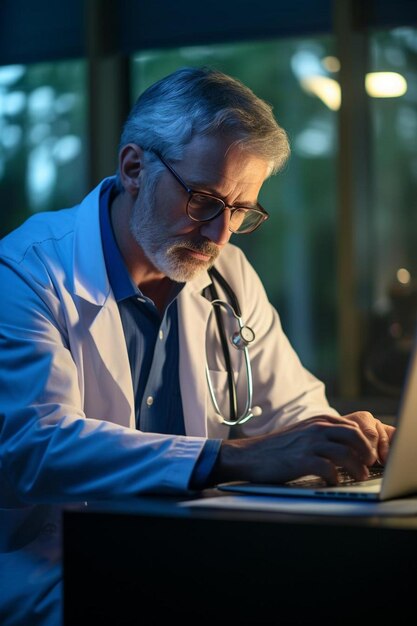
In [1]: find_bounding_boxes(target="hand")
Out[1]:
[300,411,395,465]
[212,412,396,486]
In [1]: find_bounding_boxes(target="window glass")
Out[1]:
[0,60,88,238]
[132,39,338,390]
[363,27,417,397]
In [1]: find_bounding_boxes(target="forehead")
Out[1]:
[178,134,270,194]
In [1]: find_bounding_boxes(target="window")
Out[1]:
[361,27,417,398]
[0,60,88,238]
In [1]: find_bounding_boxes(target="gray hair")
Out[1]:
[115,66,290,191]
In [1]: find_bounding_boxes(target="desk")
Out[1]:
[63,492,417,625]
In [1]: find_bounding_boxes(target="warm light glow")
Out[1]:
[397,268,411,285]
[300,76,341,110]
[322,56,340,73]
[365,72,407,97]
[299,64,407,110]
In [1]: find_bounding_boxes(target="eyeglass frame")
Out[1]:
[151,150,269,234]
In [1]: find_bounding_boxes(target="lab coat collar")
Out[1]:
[72,178,114,306]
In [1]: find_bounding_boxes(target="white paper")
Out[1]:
[179,494,417,516]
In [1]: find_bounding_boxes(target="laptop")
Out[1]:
[218,333,417,502]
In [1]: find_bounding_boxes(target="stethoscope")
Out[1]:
[205,267,263,426]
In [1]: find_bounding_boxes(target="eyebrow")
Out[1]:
[186,179,260,209]
[185,177,221,196]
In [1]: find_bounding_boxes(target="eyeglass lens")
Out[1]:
[187,193,264,233]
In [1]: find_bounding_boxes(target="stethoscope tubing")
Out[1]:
[206,267,257,426]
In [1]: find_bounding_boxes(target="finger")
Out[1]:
[344,410,375,426]
[375,420,392,464]
[342,411,386,458]
[347,414,396,464]
[322,424,377,466]
[300,456,340,486]
[312,440,370,482]
[383,423,396,442]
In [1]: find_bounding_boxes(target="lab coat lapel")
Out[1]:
[85,299,135,428]
[178,276,212,437]
[71,179,135,428]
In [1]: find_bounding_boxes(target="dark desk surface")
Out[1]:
[63,491,417,625]
[64,486,417,528]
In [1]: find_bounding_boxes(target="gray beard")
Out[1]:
[129,197,220,283]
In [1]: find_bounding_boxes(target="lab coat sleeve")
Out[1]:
[213,244,340,438]
[0,257,205,505]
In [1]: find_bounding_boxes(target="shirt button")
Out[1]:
[146,396,154,407]
[159,330,164,340]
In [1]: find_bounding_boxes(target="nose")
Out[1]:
[199,209,232,246]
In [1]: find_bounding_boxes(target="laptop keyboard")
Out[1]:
[338,464,384,484]
[287,464,384,488]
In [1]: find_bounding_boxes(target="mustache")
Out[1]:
[171,239,220,258]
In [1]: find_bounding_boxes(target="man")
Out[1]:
[0,67,394,625]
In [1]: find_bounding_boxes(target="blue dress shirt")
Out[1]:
[99,180,220,488]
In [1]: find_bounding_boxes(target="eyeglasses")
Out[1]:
[153,151,269,234]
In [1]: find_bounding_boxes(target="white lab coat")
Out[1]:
[0,178,338,624]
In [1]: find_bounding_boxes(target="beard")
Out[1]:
[129,189,220,283]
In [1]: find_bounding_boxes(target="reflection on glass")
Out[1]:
[369,28,417,312]
[132,39,338,389]
[0,61,87,237]
[362,27,417,398]
[365,71,407,97]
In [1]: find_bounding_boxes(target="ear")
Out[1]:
[118,143,145,197]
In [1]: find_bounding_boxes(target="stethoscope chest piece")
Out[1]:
[231,325,255,349]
